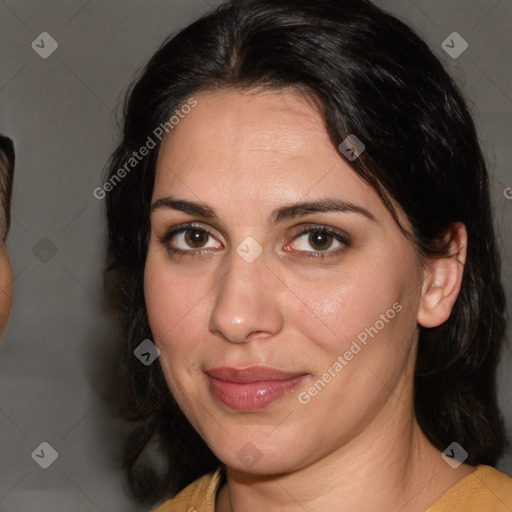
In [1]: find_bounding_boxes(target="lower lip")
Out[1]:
[206,374,308,411]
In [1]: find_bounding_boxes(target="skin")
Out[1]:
[0,244,12,338]
[144,89,473,512]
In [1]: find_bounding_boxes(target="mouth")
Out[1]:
[204,366,309,411]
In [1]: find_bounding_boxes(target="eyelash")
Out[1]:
[158,222,350,260]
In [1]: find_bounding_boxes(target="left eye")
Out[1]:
[288,227,348,253]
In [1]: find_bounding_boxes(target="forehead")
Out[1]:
[157,89,358,187]
[152,89,404,231]
[158,89,329,171]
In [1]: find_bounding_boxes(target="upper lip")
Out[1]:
[205,366,307,383]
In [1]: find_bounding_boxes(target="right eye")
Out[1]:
[159,223,222,256]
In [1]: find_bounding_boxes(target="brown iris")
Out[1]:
[184,229,209,249]
[307,231,333,251]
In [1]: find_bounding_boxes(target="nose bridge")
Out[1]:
[209,246,283,343]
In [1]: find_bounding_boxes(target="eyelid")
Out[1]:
[291,223,351,242]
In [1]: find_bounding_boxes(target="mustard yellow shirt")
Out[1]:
[151,465,512,512]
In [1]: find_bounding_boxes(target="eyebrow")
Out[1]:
[150,196,377,224]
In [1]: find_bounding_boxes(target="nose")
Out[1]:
[208,247,284,344]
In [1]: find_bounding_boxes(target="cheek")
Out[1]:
[144,253,213,362]
[143,257,203,412]
[286,256,412,359]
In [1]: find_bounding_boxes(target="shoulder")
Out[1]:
[150,467,224,512]
[427,465,512,511]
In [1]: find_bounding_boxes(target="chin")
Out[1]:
[206,430,307,475]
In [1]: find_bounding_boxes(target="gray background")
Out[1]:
[0,1,510,510]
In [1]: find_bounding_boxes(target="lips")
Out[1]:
[204,366,309,411]
[205,366,307,383]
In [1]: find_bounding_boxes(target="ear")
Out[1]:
[417,222,467,329]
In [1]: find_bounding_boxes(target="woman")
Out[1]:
[103,0,512,510]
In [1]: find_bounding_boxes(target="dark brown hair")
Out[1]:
[103,0,508,504]
[0,135,14,244]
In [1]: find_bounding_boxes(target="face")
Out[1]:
[144,89,426,474]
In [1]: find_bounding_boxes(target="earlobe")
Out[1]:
[417,222,467,329]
